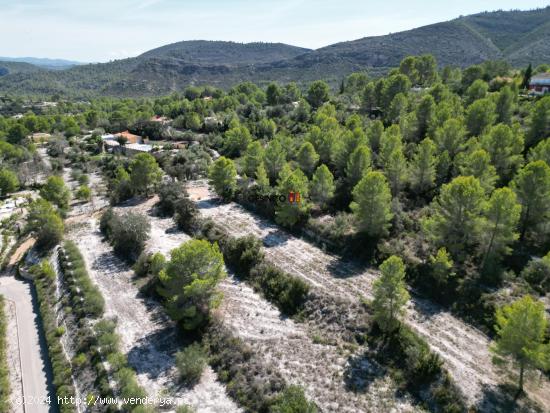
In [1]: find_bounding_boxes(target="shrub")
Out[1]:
[157,181,186,216]
[521,254,550,294]
[270,385,318,413]
[26,198,64,250]
[99,208,115,238]
[250,263,309,315]
[105,211,151,261]
[175,343,207,386]
[221,235,264,277]
[133,252,165,278]
[75,185,92,202]
[174,197,199,232]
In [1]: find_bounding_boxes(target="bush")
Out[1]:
[61,241,105,318]
[99,208,115,238]
[75,185,92,202]
[174,197,199,232]
[157,181,186,216]
[270,385,317,413]
[103,211,151,261]
[26,198,64,250]
[175,343,207,386]
[250,263,309,315]
[133,252,165,278]
[521,255,550,294]
[221,235,264,277]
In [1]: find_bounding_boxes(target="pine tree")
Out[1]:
[255,162,270,193]
[409,138,437,194]
[481,124,524,182]
[208,156,237,200]
[263,139,287,182]
[243,141,264,176]
[372,256,410,333]
[457,149,498,194]
[480,188,521,272]
[350,171,393,238]
[296,141,320,176]
[275,168,309,227]
[423,176,486,259]
[492,295,549,396]
[345,145,372,189]
[512,160,550,240]
[310,164,335,208]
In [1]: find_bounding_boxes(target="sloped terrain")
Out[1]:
[2,7,550,96]
[114,197,419,412]
[186,181,550,411]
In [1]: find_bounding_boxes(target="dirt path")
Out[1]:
[116,198,419,412]
[187,181,550,411]
[69,218,241,413]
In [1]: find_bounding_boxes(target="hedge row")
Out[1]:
[31,261,77,413]
[197,220,310,316]
[0,295,10,413]
[59,241,105,318]
[367,322,467,413]
[57,243,153,413]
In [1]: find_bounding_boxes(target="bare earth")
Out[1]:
[187,180,550,412]
[117,196,419,412]
[5,299,24,413]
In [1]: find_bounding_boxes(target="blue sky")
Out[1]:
[1,0,549,62]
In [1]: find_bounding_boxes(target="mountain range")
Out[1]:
[1,7,550,97]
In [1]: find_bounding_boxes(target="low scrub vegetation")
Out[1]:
[0,295,10,413]
[100,209,151,262]
[30,261,77,413]
[175,343,207,386]
[59,241,105,318]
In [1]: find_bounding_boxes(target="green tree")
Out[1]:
[526,96,550,147]
[264,139,287,182]
[275,168,309,227]
[528,138,550,165]
[465,79,488,105]
[266,83,282,106]
[495,86,515,124]
[208,156,237,200]
[157,239,226,331]
[350,171,393,238]
[457,149,498,194]
[306,80,330,109]
[345,145,371,189]
[40,175,71,211]
[466,98,496,136]
[423,176,486,259]
[0,168,19,196]
[511,161,550,240]
[433,118,467,159]
[381,74,411,110]
[255,162,270,193]
[7,124,29,145]
[223,125,252,157]
[480,188,521,272]
[26,198,64,249]
[481,124,524,182]
[521,63,532,89]
[309,165,335,208]
[379,126,407,195]
[367,120,384,154]
[372,256,410,333]
[130,153,162,197]
[409,138,437,194]
[296,142,319,176]
[107,211,151,260]
[429,247,454,289]
[492,295,549,396]
[243,141,265,176]
[415,94,435,139]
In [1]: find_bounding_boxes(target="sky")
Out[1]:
[0,0,549,62]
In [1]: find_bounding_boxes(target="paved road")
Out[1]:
[0,276,57,413]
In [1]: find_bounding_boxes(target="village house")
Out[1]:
[115,130,143,144]
[529,73,550,95]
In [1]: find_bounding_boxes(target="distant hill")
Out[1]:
[0,61,44,76]
[1,7,550,97]
[0,56,84,70]
[139,40,310,65]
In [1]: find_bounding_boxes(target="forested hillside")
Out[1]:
[1,7,550,97]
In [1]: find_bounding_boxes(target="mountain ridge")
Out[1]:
[1,7,549,96]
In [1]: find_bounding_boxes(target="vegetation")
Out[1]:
[0,296,10,413]
[30,261,77,413]
[157,239,226,331]
[26,198,64,250]
[175,343,207,386]
[100,209,151,261]
[491,296,550,396]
